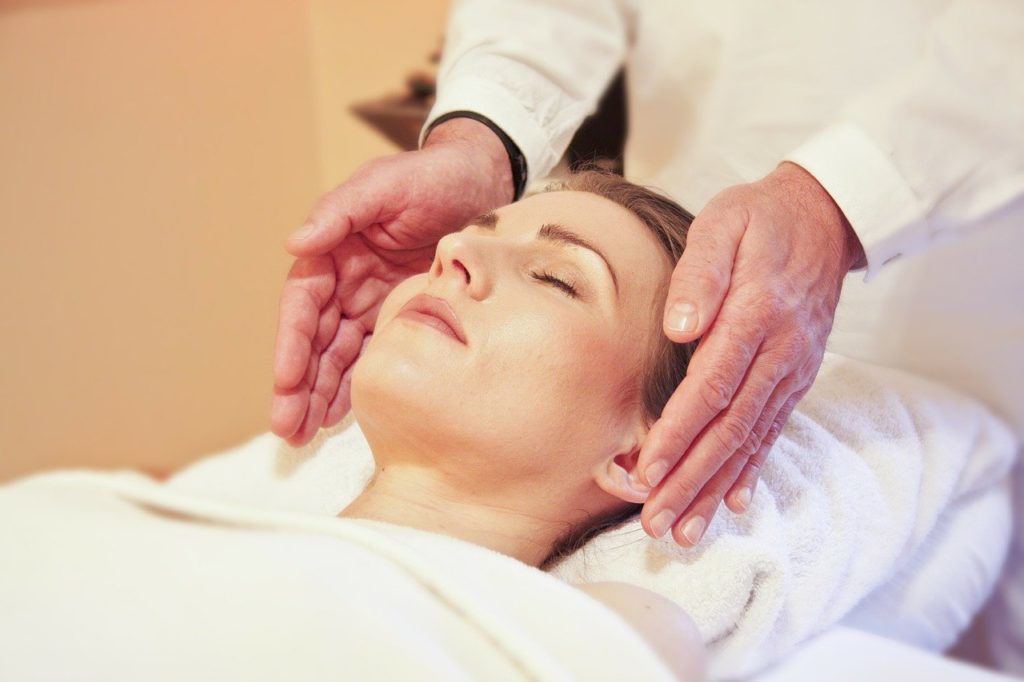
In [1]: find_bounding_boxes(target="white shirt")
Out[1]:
[420,0,1024,431]
[420,4,1024,671]
[422,0,1023,282]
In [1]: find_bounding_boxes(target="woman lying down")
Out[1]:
[0,172,708,680]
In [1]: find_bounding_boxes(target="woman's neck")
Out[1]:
[338,464,569,567]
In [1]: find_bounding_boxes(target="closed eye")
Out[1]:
[531,270,578,298]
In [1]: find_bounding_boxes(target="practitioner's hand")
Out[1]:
[271,118,514,446]
[635,162,866,545]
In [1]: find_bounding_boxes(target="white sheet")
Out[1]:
[752,627,1018,682]
[0,471,677,682]
[167,353,1018,678]
[841,479,1013,651]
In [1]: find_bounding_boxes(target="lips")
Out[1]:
[396,293,468,345]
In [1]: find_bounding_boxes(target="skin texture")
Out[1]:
[339,190,669,567]
[271,118,512,446]
[271,118,864,549]
[576,581,707,681]
[634,162,865,546]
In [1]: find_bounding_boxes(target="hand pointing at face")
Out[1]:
[634,162,866,545]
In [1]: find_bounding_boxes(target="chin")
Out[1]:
[350,343,452,442]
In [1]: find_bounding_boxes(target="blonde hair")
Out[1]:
[539,169,698,570]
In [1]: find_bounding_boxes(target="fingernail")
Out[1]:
[666,302,698,333]
[650,509,677,538]
[290,223,315,241]
[645,461,670,488]
[734,487,752,511]
[682,516,706,545]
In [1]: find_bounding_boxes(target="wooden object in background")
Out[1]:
[350,48,627,173]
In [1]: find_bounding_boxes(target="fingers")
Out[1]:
[637,315,765,489]
[662,205,747,344]
[305,318,367,432]
[285,172,390,257]
[270,340,320,442]
[726,387,808,512]
[276,315,369,447]
[652,382,810,547]
[270,387,310,442]
[668,448,750,546]
[273,257,337,391]
[270,257,338,441]
[721,378,795,512]
[640,345,783,539]
[323,333,373,428]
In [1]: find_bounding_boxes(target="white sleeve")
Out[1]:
[784,0,1024,281]
[420,0,635,182]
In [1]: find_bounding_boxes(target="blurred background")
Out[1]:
[0,0,451,482]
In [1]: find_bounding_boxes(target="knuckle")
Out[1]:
[694,267,729,293]
[698,371,734,411]
[713,416,752,454]
[742,429,762,455]
[781,389,806,414]
[787,328,813,355]
[324,343,349,372]
[758,295,787,321]
[662,422,692,454]
[766,360,790,386]
[750,407,772,435]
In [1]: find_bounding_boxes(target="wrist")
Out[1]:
[773,162,867,272]
[423,117,516,206]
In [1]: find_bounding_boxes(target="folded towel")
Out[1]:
[166,352,1018,678]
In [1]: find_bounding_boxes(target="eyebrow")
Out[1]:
[468,211,620,296]
[471,211,500,229]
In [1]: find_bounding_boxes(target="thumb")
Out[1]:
[285,174,389,257]
[663,206,747,343]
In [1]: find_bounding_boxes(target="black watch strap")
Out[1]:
[427,111,529,201]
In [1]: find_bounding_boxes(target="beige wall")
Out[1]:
[0,0,450,482]
[306,0,448,185]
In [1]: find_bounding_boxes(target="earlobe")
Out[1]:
[594,448,652,504]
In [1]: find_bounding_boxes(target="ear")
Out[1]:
[593,445,652,504]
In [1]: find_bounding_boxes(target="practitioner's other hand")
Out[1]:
[635,162,866,545]
[271,118,514,446]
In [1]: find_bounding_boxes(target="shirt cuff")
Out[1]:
[784,123,930,282]
[419,75,561,187]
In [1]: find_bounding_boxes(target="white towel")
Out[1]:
[0,471,676,682]
[166,353,1018,678]
[551,355,1017,678]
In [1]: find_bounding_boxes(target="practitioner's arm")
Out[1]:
[575,581,707,681]
[785,0,1024,281]
[635,0,1022,547]
[272,117,513,445]
[273,1,634,445]
[422,0,635,184]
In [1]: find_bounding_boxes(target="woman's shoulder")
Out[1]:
[574,581,707,681]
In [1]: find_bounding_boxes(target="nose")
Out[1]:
[429,231,491,300]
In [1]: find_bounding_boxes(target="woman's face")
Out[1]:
[351,190,672,500]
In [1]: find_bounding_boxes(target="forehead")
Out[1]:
[489,190,672,303]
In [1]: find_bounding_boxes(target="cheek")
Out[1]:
[489,310,631,416]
